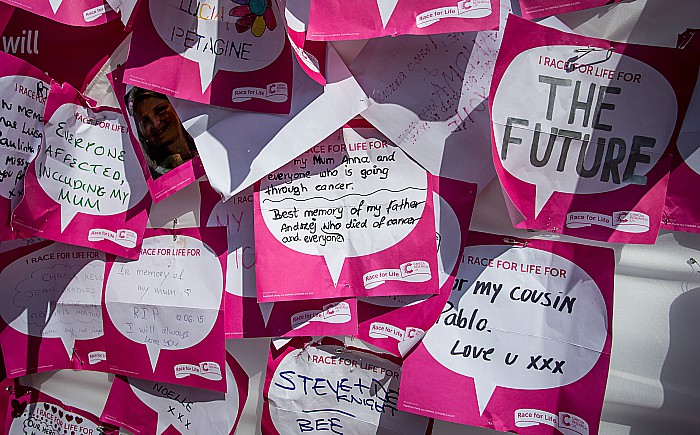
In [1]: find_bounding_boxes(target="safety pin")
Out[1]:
[172,218,178,241]
[566,46,614,71]
[662,211,671,225]
[572,46,613,54]
[503,237,528,247]
[72,348,84,366]
[677,29,696,49]
[296,338,320,358]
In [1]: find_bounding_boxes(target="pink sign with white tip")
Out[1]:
[102,227,227,392]
[254,126,439,302]
[0,51,49,241]
[262,337,432,435]
[12,80,150,259]
[0,4,128,91]
[0,0,119,26]
[201,181,358,338]
[663,30,700,234]
[307,0,498,40]
[101,352,248,435]
[123,0,293,113]
[0,240,108,378]
[490,15,697,243]
[281,0,326,85]
[399,231,614,435]
[518,0,626,20]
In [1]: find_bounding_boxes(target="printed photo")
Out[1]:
[125,87,198,179]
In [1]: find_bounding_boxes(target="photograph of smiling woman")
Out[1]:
[126,87,198,180]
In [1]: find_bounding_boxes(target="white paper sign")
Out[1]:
[268,344,430,434]
[0,243,105,357]
[258,128,429,285]
[104,234,223,371]
[422,244,608,414]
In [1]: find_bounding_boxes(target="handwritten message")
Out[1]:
[268,343,430,434]
[0,75,47,211]
[0,243,105,358]
[205,186,272,335]
[206,188,256,299]
[104,234,223,372]
[351,16,502,186]
[128,359,239,434]
[421,243,608,415]
[150,0,286,92]
[258,128,430,288]
[35,102,147,233]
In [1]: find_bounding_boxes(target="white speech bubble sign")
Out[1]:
[0,243,105,358]
[269,344,430,434]
[8,401,102,435]
[104,235,223,371]
[491,45,677,217]
[130,359,239,434]
[422,244,608,415]
[0,75,46,207]
[259,129,428,285]
[36,102,147,232]
[150,0,286,93]
[360,190,461,308]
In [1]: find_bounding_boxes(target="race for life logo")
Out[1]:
[88,351,107,364]
[369,322,425,342]
[290,302,352,330]
[515,409,589,435]
[83,4,111,22]
[88,228,138,247]
[565,211,650,233]
[363,260,432,289]
[232,82,288,103]
[174,361,222,380]
[416,0,492,28]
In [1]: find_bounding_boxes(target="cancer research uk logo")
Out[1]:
[565,211,650,233]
